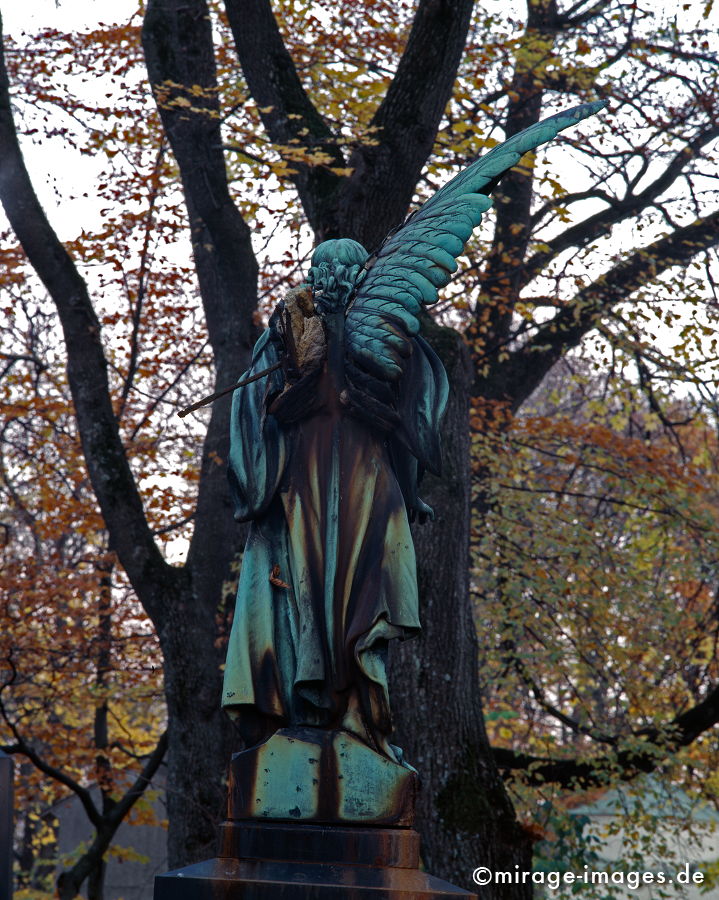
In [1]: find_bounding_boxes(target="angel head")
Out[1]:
[305,238,368,315]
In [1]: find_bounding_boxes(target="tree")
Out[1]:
[1,519,167,900]
[0,25,173,894]
[1,0,719,895]
[473,364,719,893]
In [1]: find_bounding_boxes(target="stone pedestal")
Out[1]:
[154,728,477,899]
[155,821,476,898]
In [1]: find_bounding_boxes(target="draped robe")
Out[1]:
[221,315,448,756]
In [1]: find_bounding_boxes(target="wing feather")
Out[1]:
[346,100,606,382]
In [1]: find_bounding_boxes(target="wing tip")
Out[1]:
[557,99,608,128]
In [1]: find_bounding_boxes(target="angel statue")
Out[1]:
[220,100,605,765]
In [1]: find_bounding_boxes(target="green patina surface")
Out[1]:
[229,728,417,826]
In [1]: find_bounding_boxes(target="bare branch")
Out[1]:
[489,207,719,408]
[56,732,167,900]
[142,0,258,580]
[521,124,719,290]
[0,662,101,827]
[494,681,719,788]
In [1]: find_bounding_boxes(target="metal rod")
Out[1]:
[0,751,13,900]
[177,361,283,418]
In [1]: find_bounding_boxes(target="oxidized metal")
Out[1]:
[227,727,417,826]
[154,101,607,900]
[155,821,478,898]
[221,245,446,761]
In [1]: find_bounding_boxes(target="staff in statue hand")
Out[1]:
[177,361,283,418]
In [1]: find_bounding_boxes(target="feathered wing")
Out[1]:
[345,100,607,383]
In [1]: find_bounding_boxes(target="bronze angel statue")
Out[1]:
[221,101,605,762]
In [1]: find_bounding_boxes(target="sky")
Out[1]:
[1,1,144,239]
[1,0,139,35]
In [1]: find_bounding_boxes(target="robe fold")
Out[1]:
[222,323,448,750]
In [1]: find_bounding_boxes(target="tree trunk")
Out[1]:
[141,0,257,868]
[86,858,105,900]
[160,569,238,868]
[390,321,532,897]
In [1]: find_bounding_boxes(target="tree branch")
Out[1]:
[0,665,102,828]
[336,0,475,248]
[56,732,168,900]
[487,208,719,409]
[493,681,719,789]
[229,0,476,247]
[556,0,612,28]
[142,0,258,369]
[0,13,173,626]
[107,730,168,828]
[473,0,558,353]
[520,123,719,290]
[508,652,621,745]
[142,0,258,577]
[117,143,166,423]
[223,0,346,236]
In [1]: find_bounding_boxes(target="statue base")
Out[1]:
[154,820,477,898]
[227,726,417,825]
[154,728,477,898]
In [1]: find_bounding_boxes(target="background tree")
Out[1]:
[0,23,175,895]
[475,363,719,895]
[1,0,719,896]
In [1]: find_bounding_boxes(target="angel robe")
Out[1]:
[221,320,448,754]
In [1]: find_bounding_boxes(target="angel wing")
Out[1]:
[345,100,607,382]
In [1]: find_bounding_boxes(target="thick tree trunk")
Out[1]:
[161,574,238,867]
[141,0,257,867]
[390,321,532,897]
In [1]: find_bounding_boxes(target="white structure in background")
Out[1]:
[568,777,719,899]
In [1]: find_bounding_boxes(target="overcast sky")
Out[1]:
[2,0,139,35]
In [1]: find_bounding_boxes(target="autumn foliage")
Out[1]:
[1,0,719,897]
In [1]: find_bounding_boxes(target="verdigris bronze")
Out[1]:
[227,728,417,825]
[221,101,606,774]
[221,239,446,763]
